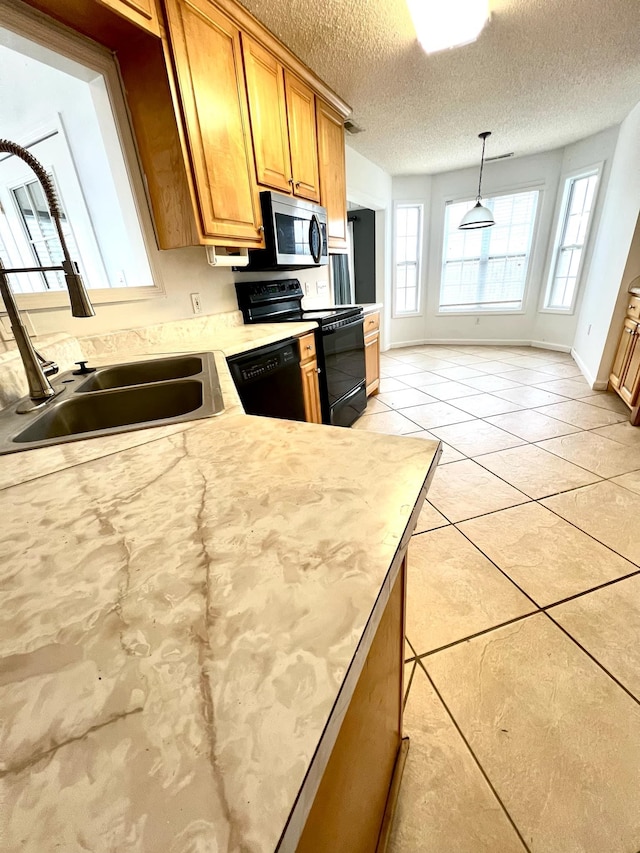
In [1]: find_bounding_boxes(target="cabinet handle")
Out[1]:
[295,181,301,188]
[288,178,294,186]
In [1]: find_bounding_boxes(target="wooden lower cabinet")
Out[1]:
[297,558,407,853]
[298,333,322,424]
[610,302,640,422]
[364,311,381,396]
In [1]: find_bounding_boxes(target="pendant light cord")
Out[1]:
[477,133,487,202]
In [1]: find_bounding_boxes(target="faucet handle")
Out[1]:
[72,360,96,375]
[35,349,58,377]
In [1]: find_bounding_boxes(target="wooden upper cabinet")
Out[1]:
[242,33,292,193]
[99,0,160,33]
[163,0,263,244]
[284,71,321,203]
[20,0,161,42]
[316,98,347,248]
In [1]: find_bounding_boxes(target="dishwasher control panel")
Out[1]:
[238,348,297,382]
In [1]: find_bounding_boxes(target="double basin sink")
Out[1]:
[0,352,224,456]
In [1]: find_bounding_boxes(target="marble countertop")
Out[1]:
[0,316,440,853]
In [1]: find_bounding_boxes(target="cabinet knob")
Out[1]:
[629,304,635,310]
[306,344,312,350]
[316,367,322,374]
[295,181,301,188]
[257,225,265,233]
[288,178,294,185]
[626,327,634,334]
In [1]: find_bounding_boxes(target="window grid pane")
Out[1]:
[547,173,598,309]
[11,177,79,293]
[440,190,538,312]
[394,204,422,314]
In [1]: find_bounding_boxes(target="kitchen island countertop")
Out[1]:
[0,322,440,852]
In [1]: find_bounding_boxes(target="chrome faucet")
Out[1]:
[0,139,95,413]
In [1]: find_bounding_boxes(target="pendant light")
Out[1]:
[459,131,495,230]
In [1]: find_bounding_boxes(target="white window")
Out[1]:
[440,190,539,312]
[394,204,423,315]
[544,170,599,311]
[0,12,162,309]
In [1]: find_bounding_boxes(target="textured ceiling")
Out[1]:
[237,0,640,176]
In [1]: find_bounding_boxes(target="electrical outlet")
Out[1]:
[190,292,202,314]
[0,313,36,340]
[316,280,328,296]
[0,317,14,341]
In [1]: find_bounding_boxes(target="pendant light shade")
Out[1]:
[459,131,495,230]
[459,200,495,229]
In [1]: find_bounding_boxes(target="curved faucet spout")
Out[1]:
[0,138,95,411]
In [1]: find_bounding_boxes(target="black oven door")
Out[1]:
[321,316,366,423]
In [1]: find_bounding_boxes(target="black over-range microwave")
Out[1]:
[243,191,329,271]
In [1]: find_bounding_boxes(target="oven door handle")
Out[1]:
[323,315,364,334]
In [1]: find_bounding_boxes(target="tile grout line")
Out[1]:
[540,609,640,708]
[415,658,534,853]
[415,610,540,661]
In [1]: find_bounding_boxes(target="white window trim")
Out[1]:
[392,200,424,319]
[539,162,603,316]
[437,184,544,317]
[0,3,166,313]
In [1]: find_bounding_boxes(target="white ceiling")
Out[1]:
[237,0,640,176]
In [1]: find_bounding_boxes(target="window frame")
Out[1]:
[392,201,424,319]
[540,163,602,315]
[0,4,165,311]
[437,185,542,316]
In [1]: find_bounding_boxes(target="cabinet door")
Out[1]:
[620,326,640,406]
[99,0,160,33]
[365,331,380,396]
[301,359,322,424]
[242,34,293,193]
[610,318,637,391]
[316,99,347,248]
[284,71,320,202]
[164,0,263,244]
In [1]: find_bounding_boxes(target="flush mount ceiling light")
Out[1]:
[459,131,495,230]
[406,0,490,54]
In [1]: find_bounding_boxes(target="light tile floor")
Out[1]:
[353,343,640,853]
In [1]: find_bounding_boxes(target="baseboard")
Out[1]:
[388,338,568,352]
[529,340,572,353]
[570,347,608,389]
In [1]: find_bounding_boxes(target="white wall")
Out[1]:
[573,101,640,386]
[390,128,619,350]
[345,145,393,348]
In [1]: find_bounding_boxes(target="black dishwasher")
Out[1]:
[227,338,306,421]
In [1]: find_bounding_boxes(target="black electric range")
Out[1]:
[235,279,367,426]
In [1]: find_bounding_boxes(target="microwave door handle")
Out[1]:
[310,214,322,264]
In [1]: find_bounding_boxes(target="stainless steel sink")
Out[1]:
[0,352,224,455]
[76,355,203,392]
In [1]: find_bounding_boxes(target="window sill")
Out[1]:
[7,284,164,313]
[538,306,576,316]
[392,310,424,320]
[436,308,526,317]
